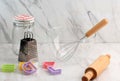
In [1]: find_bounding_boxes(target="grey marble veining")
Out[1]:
[0,0,120,43]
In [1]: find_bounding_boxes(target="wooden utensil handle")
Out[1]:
[86,19,108,37]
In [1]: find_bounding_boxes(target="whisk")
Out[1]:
[55,18,108,62]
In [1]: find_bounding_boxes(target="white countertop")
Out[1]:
[0,43,120,81]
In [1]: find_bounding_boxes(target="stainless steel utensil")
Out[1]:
[55,18,108,62]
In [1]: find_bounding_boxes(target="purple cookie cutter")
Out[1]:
[22,62,37,75]
[47,67,61,75]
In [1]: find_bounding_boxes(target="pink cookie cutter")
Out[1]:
[42,62,55,69]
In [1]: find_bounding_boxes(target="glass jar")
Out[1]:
[12,14,34,55]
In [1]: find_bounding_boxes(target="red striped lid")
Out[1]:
[15,14,34,21]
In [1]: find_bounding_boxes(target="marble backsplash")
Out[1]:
[0,0,120,43]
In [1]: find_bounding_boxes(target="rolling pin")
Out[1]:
[82,54,110,81]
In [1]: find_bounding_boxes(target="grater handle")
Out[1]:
[24,31,33,39]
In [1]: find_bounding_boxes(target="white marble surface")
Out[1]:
[0,43,120,81]
[0,0,120,43]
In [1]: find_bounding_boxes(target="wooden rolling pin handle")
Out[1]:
[82,70,94,81]
[86,19,108,37]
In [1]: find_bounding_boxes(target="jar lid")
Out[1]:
[15,14,34,22]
